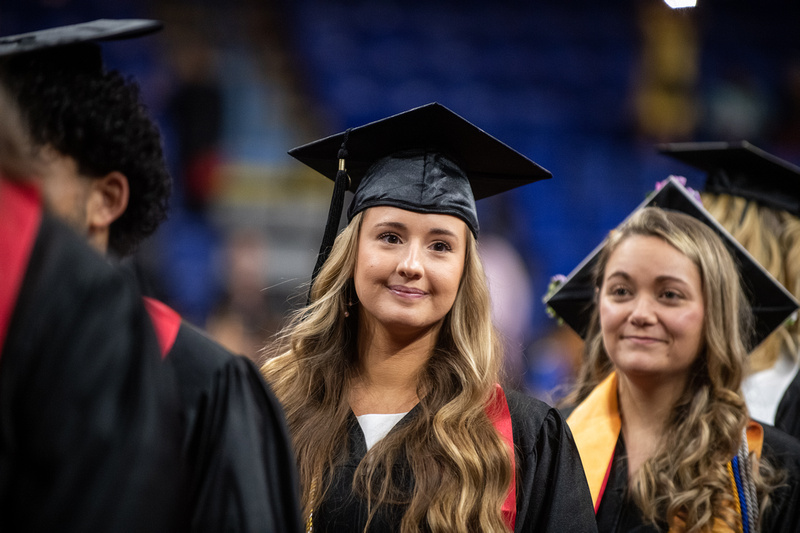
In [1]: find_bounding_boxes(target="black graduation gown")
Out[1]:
[313,388,598,532]
[0,189,184,531]
[595,425,800,532]
[776,370,800,441]
[164,318,303,533]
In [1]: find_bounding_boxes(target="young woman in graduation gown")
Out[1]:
[561,205,800,532]
[261,103,598,532]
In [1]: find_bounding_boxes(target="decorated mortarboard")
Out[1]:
[543,177,799,349]
[658,141,800,217]
[0,19,163,57]
[290,102,552,283]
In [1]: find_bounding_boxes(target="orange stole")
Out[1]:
[566,372,620,511]
[566,371,765,532]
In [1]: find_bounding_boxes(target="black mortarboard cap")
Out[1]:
[658,141,800,217]
[290,102,552,285]
[0,19,163,57]
[544,177,799,348]
[0,19,162,75]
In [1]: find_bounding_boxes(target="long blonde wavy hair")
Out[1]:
[261,211,512,533]
[701,192,800,372]
[569,207,781,532]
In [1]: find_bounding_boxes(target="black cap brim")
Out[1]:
[288,102,552,199]
[544,177,799,348]
[658,140,800,217]
[0,19,163,57]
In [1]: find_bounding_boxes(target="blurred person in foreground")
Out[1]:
[261,103,597,532]
[0,20,301,532]
[546,179,800,532]
[0,80,183,531]
[661,141,800,442]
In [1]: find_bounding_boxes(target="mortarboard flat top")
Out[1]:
[658,140,800,217]
[0,19,163,57]
[289,102,552,202]
[544,177,799,349]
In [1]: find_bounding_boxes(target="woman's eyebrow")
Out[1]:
[429,227,458,238]
[373,221,406,230]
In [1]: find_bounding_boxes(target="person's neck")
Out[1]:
[87,229,109,255]
[349,322,438,416]
[617,371,686,480]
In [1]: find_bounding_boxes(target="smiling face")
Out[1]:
[599,234,706,384]
[354,206,467,338]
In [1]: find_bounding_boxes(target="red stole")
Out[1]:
[0,180,42,356]
[142,296,182,358]
[487,383,516,531]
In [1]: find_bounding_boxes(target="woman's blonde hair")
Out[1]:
[570,207,781,531]
[701,192,800,371]
[261,211,512,533]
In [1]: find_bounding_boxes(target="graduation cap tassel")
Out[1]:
[738,200,751,227]
[307,128,352,304]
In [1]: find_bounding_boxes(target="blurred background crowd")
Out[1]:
[3,0,799,402]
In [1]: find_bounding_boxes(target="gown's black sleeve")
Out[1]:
[167,321,302,533]
[759,423,800,532]
[505,389,598,533]
[0,213,184,532]
[775,370,800,441]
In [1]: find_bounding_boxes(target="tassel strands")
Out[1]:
[731,456,749,533]
[307,128,353,306]
[727,461,744,533]
[738,428,759,533]
[726,429,760,533]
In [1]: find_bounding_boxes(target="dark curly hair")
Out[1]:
[0,43,171,256]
